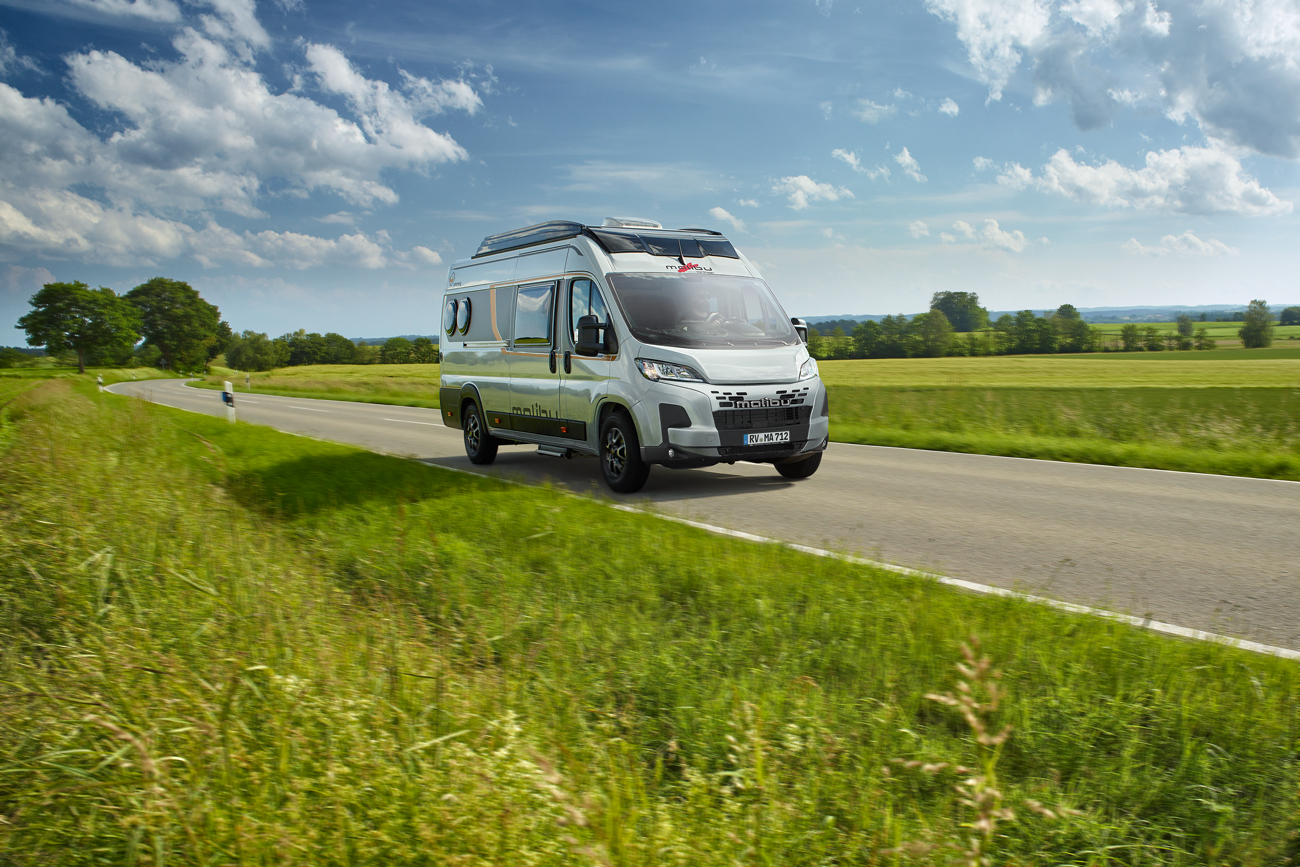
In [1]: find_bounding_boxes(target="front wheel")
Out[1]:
[600,411,650,493]
[463,402,499,465]
[775,452,822,479]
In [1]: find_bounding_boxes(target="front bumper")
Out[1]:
[637,378,829,467]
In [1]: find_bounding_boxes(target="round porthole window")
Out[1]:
[457,296,472,334]
[443,298,458,336]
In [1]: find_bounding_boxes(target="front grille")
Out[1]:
[713,405,811,431]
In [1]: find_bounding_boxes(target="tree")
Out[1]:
[930,291,989,332]
[1054,303,1081,320]
[1279,306,1300,326]
[380,336,413,364]
[1176,314,1194,336]
[225,330,287,372]
[1238,299,1274,348]
[916,309,954,357]
[876,315,912,358]
[16,281,141,374]
[411,336,439,363]
[1193,328,1217,350]
[1119,323,1141,351]
[1141,325,1164,351]
[126,278,227,370]
[852,319,881,357]
[322,332,359,364]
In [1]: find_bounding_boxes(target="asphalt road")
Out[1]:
[110,378,1300,651]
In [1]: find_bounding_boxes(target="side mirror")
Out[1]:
[791,317,808,343]
[576,314,615,356]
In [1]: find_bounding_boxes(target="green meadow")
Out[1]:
[1,375,1298,864]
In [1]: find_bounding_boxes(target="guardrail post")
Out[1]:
[223,381,236,424]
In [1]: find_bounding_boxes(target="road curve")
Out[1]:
[110,379,1300,651]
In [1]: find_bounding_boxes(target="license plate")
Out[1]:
[744,430,791,446]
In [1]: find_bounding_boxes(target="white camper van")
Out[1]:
[438,218,828,493]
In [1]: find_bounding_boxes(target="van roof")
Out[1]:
[473,220,738,260]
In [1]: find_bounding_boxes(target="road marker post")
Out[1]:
[222,381,236,424]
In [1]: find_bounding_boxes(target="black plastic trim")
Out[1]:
[439,387,463,429]
[473,221,584,258]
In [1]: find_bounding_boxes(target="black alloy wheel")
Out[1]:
[775,451,822,479]
[599,410,650,493]
[463,402,499,465]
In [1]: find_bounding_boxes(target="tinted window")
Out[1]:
[569,279,610,342]
[513,284,553,346]
[604,272,798,349]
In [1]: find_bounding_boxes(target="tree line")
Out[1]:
[223,331,439,371]
[806,293,1282,360]
[13,277,441,373]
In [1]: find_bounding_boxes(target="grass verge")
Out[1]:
[831,386,1300,481]
[1,380,1298,863]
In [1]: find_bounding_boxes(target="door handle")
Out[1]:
[549,348,557,373]
[563,350,572,374]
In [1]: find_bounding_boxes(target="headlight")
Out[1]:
[637,358,704,383]
[799,358,818,380]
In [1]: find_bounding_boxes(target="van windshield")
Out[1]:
[604,272,799,349]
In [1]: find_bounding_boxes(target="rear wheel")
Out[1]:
[463,402,499,465]
[775,452,821,479]
[600,410,650,493]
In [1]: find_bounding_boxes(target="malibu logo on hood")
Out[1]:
[668,262,712,273]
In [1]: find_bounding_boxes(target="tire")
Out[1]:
[600,410,651,493]
[463,402,499,465]
[775,452,822,479]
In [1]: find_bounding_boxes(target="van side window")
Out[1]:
[569,279,609,342]
[514,284,553,346]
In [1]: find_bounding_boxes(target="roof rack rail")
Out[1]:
[473,220,586,258]
[676,227,723,235]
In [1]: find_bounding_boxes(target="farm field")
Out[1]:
[198,362,443,408]
[2,376,1298,863]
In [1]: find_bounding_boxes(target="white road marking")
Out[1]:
[287,406,330,413]
[383,417,440,426]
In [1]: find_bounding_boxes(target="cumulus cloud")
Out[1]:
[945,218,1033,251]
[1122,230,1238,256]
[908,219,930,238]
[893,147,927,182]
[1033,146,1290,214]
[833,148,891,180]
[973,156,996,171]
[772,175,854,210]
[708,206,746,232]
[974,146,1290,214]
[66,0,183,22]
[0,29,41,76]
[0,4,481,268]
[851,98,897,123]
[939,97,960,116]
[737,199,760,207]
[924,0,1300,158]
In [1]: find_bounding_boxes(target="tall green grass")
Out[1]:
[2,381,1298,864]
[832,386,1300,480]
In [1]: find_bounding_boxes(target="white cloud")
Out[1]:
[412,245,443,265]
[737,199,760,207]
[851,98,897,123]
[944,218,1032,251]
[0,29,41,76]
[893,87,913,100]
[708,206,746,232]
[1033,146,1291,215]
[908,219,930,238]
[834,149,891,179]
[939,97,960,116]
[1122,230,1238,256]
[772,175,854,210]
[66,0,183,22]
[893,147,927,182]
[0,4,483,269]
[820,100,833,120]
[973,156,996,171]
[831,148,862,171]
[2,264,55,295]
[925,0,1300,157]
[996,162,1034,189]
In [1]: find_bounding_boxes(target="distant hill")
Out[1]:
[804,303,1300,328]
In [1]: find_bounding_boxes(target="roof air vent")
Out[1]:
[602,217,663,229]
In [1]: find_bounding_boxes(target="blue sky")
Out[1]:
[2,0,1298,338]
